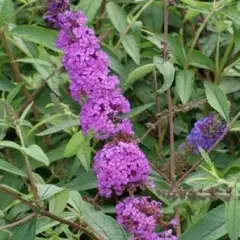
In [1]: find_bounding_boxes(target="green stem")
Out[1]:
[214,33,221,84]
[184,10,215,71]
[115,0,155,47]
[220,36,234,72]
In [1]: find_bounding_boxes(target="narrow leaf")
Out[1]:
[106,2,128,32]
[204,81,230,121]
[77,0,102,22]
[122,34,140,65]
[128,102,155,119]
[22,145,49,166]
[0,158,27,177]
[10,26,59,52]
[49,190,69,216]
[11,218,36,240]
[36,120,79,136]
[64,131,85,158]
[179,205,227,240]
[176,70,195,104]
[125,64,155,88]
[155,57,175,93]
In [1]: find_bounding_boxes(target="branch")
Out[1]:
[0,213,37,230]
[0,184,102,240]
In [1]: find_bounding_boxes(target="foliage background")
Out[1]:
[0,0,240,239]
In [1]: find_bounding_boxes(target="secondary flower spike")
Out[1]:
[116,197,177,240]
[44,0,69,28]
[182,114,226,154]
[93,141,151,197]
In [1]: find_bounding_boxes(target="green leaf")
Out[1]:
[225,187,240,240]
[143,2,163,33]
[77,0,102,22]
[204,81,230,121]
[77,143,92,171]
[36,120,79,136]
[10,26,59,52]
[219,78,240,94]
[82,201,128,240]
[22,145,49,166]
[176,70,195,104]
[64,131,85,158]
[155,57,175,93]
[68,191,83,214]
[37,184,64,200]
[0,159,27,178]
[20,102,33,121]
[179,204,227,240]
[230,121,240,132]
[0,0,15,26]
[0,141,22,152]
[125,64,155,88]
[189,49,215,71]
[11,218,36,240]
[128,102,155,119]
[16,58,52,67]
[180,0,212,11]
[64,171,97,191]
[106,2,128,33]
[49,190,69,216]
[122,34,140,65]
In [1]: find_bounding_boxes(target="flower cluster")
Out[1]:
[45,1,177,239]
[44,0,69,28]
[116,197,177,240]
[182,114,226,154]
[93,141,151,197]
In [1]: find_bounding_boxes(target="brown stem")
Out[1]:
[0,213,37,230]
[163,0,181,236]
[153,70,163,150]
[149,162,171,185]
[0,29,39,117]
[96,0,106,31]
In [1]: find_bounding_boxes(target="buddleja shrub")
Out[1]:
[0,0,240,240]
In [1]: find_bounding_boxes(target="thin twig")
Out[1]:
[96,0,106,31]
[139,98,207,143]
[115,0,154,48]
[16,125,39,204]
[0,213,37,230]
[150,162,171,185]
[176,113,240,186]
[18,67,62,115]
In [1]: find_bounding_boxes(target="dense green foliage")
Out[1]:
[0,0,240,239]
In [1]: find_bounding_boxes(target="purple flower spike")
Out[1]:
[44,0,69,28]
[182,114,226,154]
[93,142,151,197]
[116,197,161,240]
[80,89,133,139]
